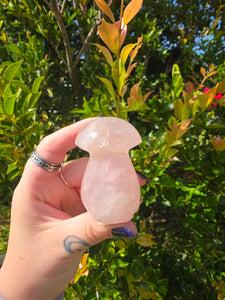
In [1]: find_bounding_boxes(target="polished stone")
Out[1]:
[76,117,142,224]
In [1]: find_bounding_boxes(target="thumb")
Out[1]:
[61,212,138,253]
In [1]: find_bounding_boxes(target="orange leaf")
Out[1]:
[73,253,89,283]
[93,43,113,66]
[127,95,136,106]
[185,81,194,95]
[208,70,218,77]
[179,119,192,130]
[80,253,89,267]
[126,62,137,78]
[209,63,216,71]
[182,89,188,103]
[176,125,190,140]
[95,0,115,23]
[98,19,120,55]
[211,135,225,152]
[197,84,218,110]
[129,82,143,102]
[123,0,143,25]
[200,66,206,77]
[129,37,143,62]
[143,90,154,102]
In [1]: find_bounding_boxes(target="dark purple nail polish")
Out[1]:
[111,227,138,238]
[136,171,150,182]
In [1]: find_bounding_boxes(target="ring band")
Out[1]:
[31,150,61,172]
[59,166,74,188]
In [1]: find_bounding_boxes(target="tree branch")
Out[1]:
[73,19,101,69]
[73,0,116,69]
[72,0,85,44]
[43,0,52,10]
[48,0,82,101]
[44,0,116,101]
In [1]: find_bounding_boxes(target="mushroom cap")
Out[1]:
[75,117,142,153]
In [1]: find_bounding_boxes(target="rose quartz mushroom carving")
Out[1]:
[75,117,142,224]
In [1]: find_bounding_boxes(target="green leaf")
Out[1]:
[83,99,92,114]
[32,76,45,93]
[135,233,156,247]
[4,94,17,115]
[168,116,178,129]
[13,80,31,94]
[97,76,116,101]
[0,20,4,30]
[4,59,23,82]
[125,100,150,112]
[172,64,183,87]
[7,163,18,175]
[6,44,24,58]
[7,169,22,181]
[25,92,42,108]
[181,104,190,121]
[174,99,183,120]
[3,84,12,100]
[190,100,199,117]
[4,88,21,115]
[163,146,179,159]
[0,143,14,149]
[206,123,225,129]
[112,58,126,92]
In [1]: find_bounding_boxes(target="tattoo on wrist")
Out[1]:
[63,235,90,253]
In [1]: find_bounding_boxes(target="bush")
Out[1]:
[1,0,225,299]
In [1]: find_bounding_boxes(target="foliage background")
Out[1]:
[1,0,225,299]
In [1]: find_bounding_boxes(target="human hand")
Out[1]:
[0,118,147,300]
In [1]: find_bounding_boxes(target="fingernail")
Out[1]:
[136,171,150,182]
[111,227,138,239]
[98,115,107,118]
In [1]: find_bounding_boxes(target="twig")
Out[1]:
[72,0,85,44]
[60,0,67,14]
[73,0,115,69]
[73,19,101,69]
[43,0,51,10]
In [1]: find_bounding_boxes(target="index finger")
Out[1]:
[35,118,96,165]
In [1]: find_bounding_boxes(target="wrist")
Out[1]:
[0,252,52,300]
[0,250,81,300]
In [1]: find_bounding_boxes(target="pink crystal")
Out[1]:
[75,117,142,224]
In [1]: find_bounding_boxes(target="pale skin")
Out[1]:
[0,118,146,300]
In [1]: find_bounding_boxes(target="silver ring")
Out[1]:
[30,150,61,172]
[59,166,74,188]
